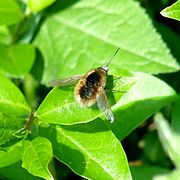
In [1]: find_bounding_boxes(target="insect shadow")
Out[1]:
[48,48,121,123]
[56,74,120,114]
[105,75,117,106]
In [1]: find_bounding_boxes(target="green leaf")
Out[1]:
[0,112,27,145]
[142,131,171,167]
[0,140,22,168]
[154,169,180,180]
[0,26,11,45]
[171,94,180,134]
[22,137,53,180]
[28,0,56,13]
[35,76,136,125]
[130,165,169,180]
[108,73,177,140]
[0,161,42,180]
[0,43,35,77]
[0,73,31,116]
[34,0,179,84]
[18,13,43,43]
[160,0,180,21]
[154,113,180,168]
[0,0,23,25]
[39,120,132,180]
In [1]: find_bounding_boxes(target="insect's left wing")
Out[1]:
[48,75,82,87]
[96,86,114,123]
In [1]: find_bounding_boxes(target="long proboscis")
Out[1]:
[106,47,120,67]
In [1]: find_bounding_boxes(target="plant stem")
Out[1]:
[26,111,35,131]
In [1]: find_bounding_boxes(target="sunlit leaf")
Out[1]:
[0,0,22,25]
[0,26,11,44]
[106,73,177,140]
[35,77,136,125]
[39,120,132,180]
[28,0,56,13]
[160,0,180,21]
[34,0,179,84]
[22,137,53,180]
[0,43,35,77]
[0,73,30,116]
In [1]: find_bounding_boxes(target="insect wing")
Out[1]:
[96,87,114,123]
[48,75,82,87]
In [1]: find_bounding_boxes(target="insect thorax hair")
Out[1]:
[74,68,107,107]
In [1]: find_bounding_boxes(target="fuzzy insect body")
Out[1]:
[74,67,107,107]
[48,48,120,123]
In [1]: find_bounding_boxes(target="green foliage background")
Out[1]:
[0,0,180,179]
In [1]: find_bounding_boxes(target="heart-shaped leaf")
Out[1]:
[22,137,53,180]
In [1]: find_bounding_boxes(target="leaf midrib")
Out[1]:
[54,126,117,180]
[36,93,175,122]
[36,101,101,124]
[52,15,178,70]
[24,141,51,179]
[0,98,29,113]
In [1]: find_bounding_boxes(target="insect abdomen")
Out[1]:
[80,86,92,99]
[74,68,106,107]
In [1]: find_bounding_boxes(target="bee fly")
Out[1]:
[48,48,120,123]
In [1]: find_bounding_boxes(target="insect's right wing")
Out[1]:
[96,86,114,123]
[48,75,82,87]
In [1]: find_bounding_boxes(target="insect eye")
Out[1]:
[86,72,100,85]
